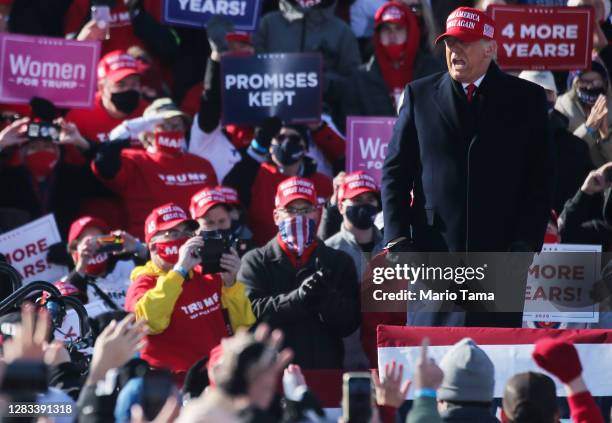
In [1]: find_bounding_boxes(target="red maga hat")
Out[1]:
[68,216,110,244]
[275,177,317,209]
[144,203,198,243]
[339,171,379,203]
[97,50,141,83]
[435,7,495,45]
[189,187,227,220]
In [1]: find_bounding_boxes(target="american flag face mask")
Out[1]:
[278,215,316,256]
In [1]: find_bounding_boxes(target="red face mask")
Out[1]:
[382,43,405,61]
[24,150,58,179]
[154,131,186,156]
[78,252,109,276]
[154,238,186,264]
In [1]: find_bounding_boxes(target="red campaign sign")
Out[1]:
[487,5,593,70]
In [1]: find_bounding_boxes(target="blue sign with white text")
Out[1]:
[163,0,262,31]
[221,53,322,126]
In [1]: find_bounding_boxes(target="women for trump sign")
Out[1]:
[0,34,100,108]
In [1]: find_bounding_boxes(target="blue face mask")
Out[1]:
[277,215,316,256]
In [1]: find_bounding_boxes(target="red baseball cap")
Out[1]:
[339,171,379,203]
[216,185,241,206]
[435,7,495,44]
[275,176,318,209]
[189,187,227,219]
[97,50,141,83]
[375,2,409,28]
[144,202,198,243]
[68,216,110,245]
[225,31,252,45]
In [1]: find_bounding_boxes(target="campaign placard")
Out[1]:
[163,0,262,31]
[488,5,593,70]
[523,243,601,323]
[345,116,397,184]
[0,214,68,284]
[221,53,322,125]
[0,34,100,108]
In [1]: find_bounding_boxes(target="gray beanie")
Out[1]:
[437,338,495,403]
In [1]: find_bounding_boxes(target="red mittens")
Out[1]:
[532,337,582,383]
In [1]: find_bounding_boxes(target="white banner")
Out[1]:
[0,214,68,284]
[523,243,601,323]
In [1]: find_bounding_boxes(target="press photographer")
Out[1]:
[125,202,255,382]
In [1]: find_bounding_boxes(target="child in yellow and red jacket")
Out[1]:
[125,202,255,382]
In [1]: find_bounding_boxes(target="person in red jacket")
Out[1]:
[247,126,333,245]
[92,98,218,239]
[502,337,605,423]
[125,203,255,381]
[65,50,148,143]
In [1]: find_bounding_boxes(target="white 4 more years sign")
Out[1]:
[523,243,601,324]
[0,214,68,284]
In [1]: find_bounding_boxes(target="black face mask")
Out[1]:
[345,204,378,230]
[110,90,140,114]
[577,87,606,106]
[271,134,305,166]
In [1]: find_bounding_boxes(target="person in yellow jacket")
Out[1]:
[125,202,255,381]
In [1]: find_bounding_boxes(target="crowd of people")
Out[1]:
[0,0,611,421]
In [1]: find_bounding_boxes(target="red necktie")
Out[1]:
[466,83,477,102]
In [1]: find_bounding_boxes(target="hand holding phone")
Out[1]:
[91,5,111,39]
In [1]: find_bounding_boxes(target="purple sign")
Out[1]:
[0,34,100,109]
[346,116,397,184]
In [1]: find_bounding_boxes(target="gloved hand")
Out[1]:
[206,16,234,54]
[532,338,582,383]
[297,258,332,307]
[251,116,282,154]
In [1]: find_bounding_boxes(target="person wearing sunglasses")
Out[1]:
[125,202,255,382]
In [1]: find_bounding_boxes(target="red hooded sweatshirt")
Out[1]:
[374,2,421,106]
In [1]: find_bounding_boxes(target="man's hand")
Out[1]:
[0,117,28,151]
[176,237,204,273]
[586,94,608,136]
[75,236,98,274]
[297,269,328,307]
[87,314,147,385]
[131,396,180,423]
[3,304,51,363]
[43,341,71,367]
[76,20,107,41]
[580,162,612,195]
[372,361,411,408]
[414,338,444,391]
[57,118,89,150]
[220,247,240,287]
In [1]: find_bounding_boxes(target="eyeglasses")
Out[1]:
[278,206,317,215]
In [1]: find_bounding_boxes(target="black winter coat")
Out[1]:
[382,62,555,252]
[237,237,360,369]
